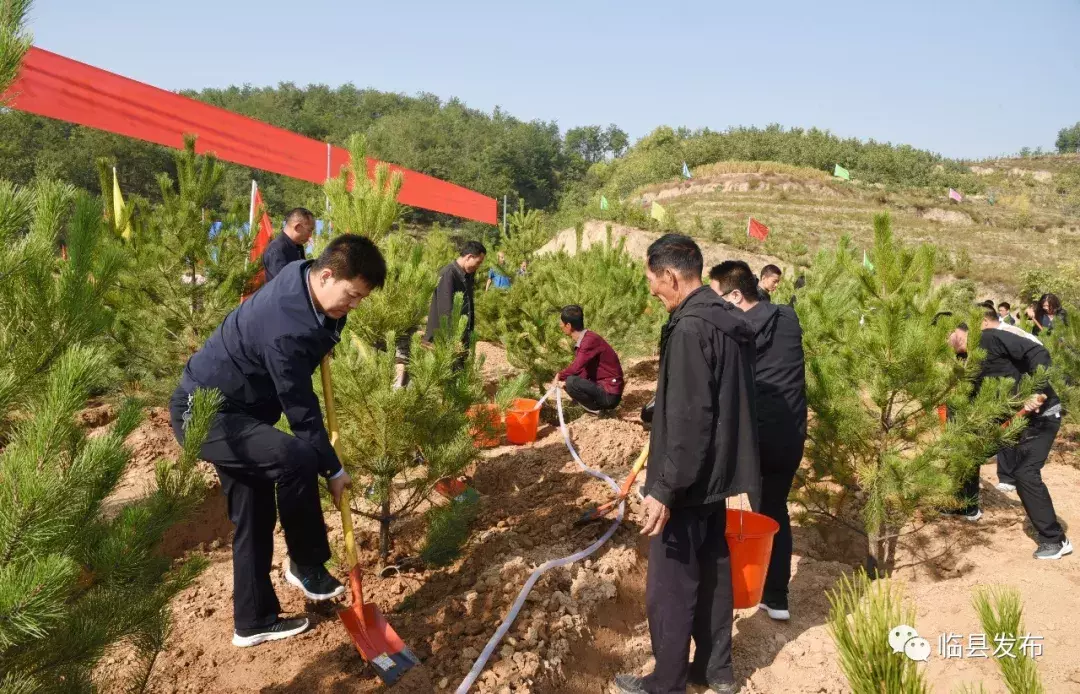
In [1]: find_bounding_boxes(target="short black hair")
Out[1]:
[983,307,1000,322]
[956,322,970,331]
[285,207,314,225]
[560,305,585,331]
[461,240,487,258]
[998,302,1011,311]
[646,233,703,280]
[761,264,782,279]
[709,260,759,299]
[978,299,996,311]
[314,234,386,288]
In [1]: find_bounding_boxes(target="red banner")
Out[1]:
[3,47,498,225]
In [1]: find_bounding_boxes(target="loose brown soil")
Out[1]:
[97,347,1080,693]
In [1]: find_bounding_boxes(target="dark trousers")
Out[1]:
[644,504,733,693]
[169,391,331,631]
[996,452,1014,486]
[564,374,621,412]
[960,414,1063,544]
[749,434,804,607]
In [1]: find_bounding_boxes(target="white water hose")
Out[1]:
[455,386,625,693]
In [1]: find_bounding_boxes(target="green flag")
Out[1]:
[834,164,851,181]
[863,250,874,272]
[600,195,609,210]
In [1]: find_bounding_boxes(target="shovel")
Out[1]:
[319,357,419,685]
[575,442,650,526]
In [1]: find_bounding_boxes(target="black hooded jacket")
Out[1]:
[742,301,808,446]
[642,287,760,508]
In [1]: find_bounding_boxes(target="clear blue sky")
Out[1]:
[28,0,1080,160]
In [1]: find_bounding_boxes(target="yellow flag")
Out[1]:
[651,201,666,223]
[112,167,132,241]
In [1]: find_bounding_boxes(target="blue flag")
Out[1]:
[682,161,693,179]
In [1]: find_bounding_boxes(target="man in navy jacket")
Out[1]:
[170,235,386,647]
[261,208,315,283]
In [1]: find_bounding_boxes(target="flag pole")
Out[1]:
[247,180,256,268]
[746,216,751,237]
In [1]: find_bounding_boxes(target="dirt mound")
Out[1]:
[638,173,842,205]
[539,221,788,280]
[916,207,974,225]
[122,346,1080,693]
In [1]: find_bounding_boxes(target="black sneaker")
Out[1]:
[232,616,309,647]
[285,559,345,600]
[943,507,983,522]
[613,674,649,694]
[758,599,791,621]
[689,672,739,692]
[1033,537,1073,560]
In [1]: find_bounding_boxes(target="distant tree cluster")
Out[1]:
[1056,122,1080,154]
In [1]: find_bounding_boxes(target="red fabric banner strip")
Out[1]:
[3,47,498,224]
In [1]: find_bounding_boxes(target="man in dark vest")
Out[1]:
[261,208,315,283]
[615,234,759,694]
[710,260,807,621]
[170,235,386,647]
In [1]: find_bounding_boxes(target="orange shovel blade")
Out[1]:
[337,566,418,685]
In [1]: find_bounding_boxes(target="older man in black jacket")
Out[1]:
[615,234,759,694]
[170,235,386,648]
[423,240,486,349]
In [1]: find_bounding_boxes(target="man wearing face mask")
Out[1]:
[169,235,386,648]
[262,208,315,283]
[710,260,807,622]
[615,234,758,694]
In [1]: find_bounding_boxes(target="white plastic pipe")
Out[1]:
[455,387,624,693]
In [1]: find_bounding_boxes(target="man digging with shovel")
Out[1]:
[169,235,386,647]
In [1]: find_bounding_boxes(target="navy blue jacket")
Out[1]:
[179,260,344,477]
[262,232,306,283]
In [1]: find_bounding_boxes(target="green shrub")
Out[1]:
[421,494,479,567]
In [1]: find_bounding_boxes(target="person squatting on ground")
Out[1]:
[261,207,315,283]
[709,260,807,622]
[948,308,1071,560]
[424,240,486,352]
[552,304,624,414]
[615,234,759,694]
[169,235,387,647]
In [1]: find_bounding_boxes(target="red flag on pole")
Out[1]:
[747,217,770,241]
[241,181,276,301]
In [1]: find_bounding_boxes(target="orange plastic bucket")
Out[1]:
[937,404,948,429]
[725,508,780,609]
[505,398,540,445]
[467,404,502,448]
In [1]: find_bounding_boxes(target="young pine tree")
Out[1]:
[110,137,256,394]
[321,133,486,563]
[492,226,664,389]
[795,214,1032,575]
[0,163,219,690]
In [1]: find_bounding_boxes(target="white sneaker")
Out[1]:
[1034,537,1073,560]
[232,616,309,647]
[996,482,1017,493]
[758,602,790,621]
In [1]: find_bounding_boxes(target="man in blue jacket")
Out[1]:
[261,207,315,283]
[169,234,386,647]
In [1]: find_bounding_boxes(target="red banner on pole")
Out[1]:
[3,47,498,225]
[249,183,275,262]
